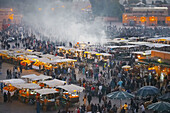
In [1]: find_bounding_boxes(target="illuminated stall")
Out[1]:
[34,88,59,111]
[12,83,41,103]
[56,84,84,103]
[21,74,52,83]
[1,79,26,96]
[39,79,66,88]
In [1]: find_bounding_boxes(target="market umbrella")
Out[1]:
[107,91,135,106]
[137,86,160,97]
[107,91,135,99]
[147,101,170,112]
[159,92,170,102]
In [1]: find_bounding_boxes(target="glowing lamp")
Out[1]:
[10,8,13,11]
[149,16,156,21]
[140,17,146,22]
[158,59,161,63]
[137,55,141,59]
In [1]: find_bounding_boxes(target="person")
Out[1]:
[112,104,117,113]
[118,79,123,87]
[120,107,125,113]
[20,65,22,73]
[83,95,87,106]
[152,96,158,103]
[36,97,40,113]
[7,91,11,102]
[98,92,102,103]
[140,103,145,113]
[87,93,92,105]
[3,92,7,102]
[123,102,128,110]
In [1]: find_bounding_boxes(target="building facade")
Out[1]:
[122,7,170,26]
[0,8,22,31]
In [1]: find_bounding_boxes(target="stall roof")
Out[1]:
[75,49,84,52]
[34,88,58,95]
[107,45,138,49]
[40,54,54,58]
[84,51,98,55]
[56,84,84,93]
[12,83,41,89]
[40,79,65,87]
[31,74,52,81]
[0,50,9,53]
[49,59,77,64]
[1,79,26,84]
[57,46,65,49]
[26,55,38,59]
[21,74,38,79]
[100,53,111,56]
[148,37,170,41]
[128,42,170,48]
[37,58,51,63]
[132,50,151,55]
[21,74,52,81]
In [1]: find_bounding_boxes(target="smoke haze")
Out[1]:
[23,0,106,45]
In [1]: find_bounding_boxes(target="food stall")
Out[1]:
[56,84,84,104]
[12,83,41,104]
[39,79,66,88]
[122,65,131,71]
[49,59,77,69]
[1,79,26,96]
[34,88,59,111]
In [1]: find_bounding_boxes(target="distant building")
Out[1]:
[122,7,170,26]
[0,8,22,31]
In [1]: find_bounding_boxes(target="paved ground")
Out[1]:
[0,62,153,113]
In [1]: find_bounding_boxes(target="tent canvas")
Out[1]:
[12,83,41,89]
[2,79,26,84]
[41,79,65,87]
[56,84,84,93]
[34,88,58,95]
[21,74,37,79]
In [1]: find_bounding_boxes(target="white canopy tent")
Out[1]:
[1,79,26,84]
[128,42,170,48]
[21,74,52,81]
[40,79,65,87]
[48,59,77,64]
[132,50,151,55]
[12,83,41,89]
[56,84,85,93]
[99,53,111,56]
[34,88,58,95]
[31,74,52,81]
[21,74,38,79]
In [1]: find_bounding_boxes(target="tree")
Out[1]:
[142,0,147,4]
[89,0,124,20]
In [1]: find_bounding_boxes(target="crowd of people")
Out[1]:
[0,24,170,113]
[106,25,170,38]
